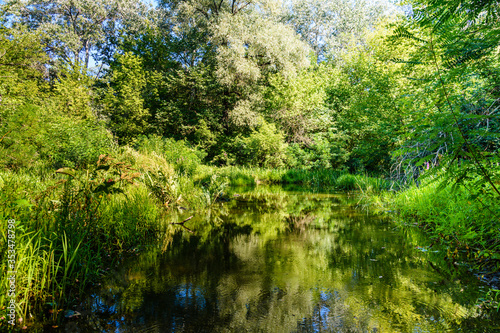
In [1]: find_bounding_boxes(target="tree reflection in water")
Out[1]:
[84,186,495,332]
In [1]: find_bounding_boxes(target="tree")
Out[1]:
[392,0,500,197]
[408,0,500,67]
[0,25,47,107]
[323,24,413,173]
[265,65,331,144]
[101,52,150,144]
[51,65,95,119]
[140,0,310,157]
[233,121,288,168]
[3,0,149,70]
[275,0,396,61]
[0,25,48,169]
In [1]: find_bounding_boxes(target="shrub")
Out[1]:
[336,174,358,190]
[233,122,288,168]
[0,104,43,170]
[41,117,115,169]
[0,105,114,170]
[286,130,349,170]
[135,135,206,176]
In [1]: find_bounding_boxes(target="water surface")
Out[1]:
[82,186,495,332]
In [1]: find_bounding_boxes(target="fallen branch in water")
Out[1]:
[170,216,195,234]
[170,216,193,225]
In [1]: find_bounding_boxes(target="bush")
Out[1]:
[41,117,115,168]
[135,135,206,176]
[0,105,114,170]
[286,130,349,170]
[233,122,288,168]
[0,104,43,170]
[335,174,358,190]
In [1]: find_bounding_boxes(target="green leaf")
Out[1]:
[15,199,33,208]
[56,167,76,178]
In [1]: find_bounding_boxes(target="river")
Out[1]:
[70,185,497,332]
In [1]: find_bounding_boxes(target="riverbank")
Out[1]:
[359,176,500,312]
[196,165,393,190]
[0,145,217,330]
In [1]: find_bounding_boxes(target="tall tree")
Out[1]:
[148,0,310,138]
[3,0,149,70]
[392,0,500,196]
[102,52,150,144]
[274,0,396,61]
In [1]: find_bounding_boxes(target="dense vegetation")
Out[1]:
[0,0,499,328]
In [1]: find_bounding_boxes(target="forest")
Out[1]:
[1,0,499,330]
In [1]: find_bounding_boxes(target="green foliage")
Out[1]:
[286,130,350,170]
[335,174,358,190]
[52,66,95,119]
[1,106,113,170]
[265,66,332,143]
[0,156,149,325]
[0,104,44,170]
[0,25,47,106]
[0,26,50,170]
[151,64,227,143]
[135,135,206,176]
[41,117,114,168]
[390,4,500,203]
[275,0,395,60]
[200,174,228,206]
[408,0,500,69]
[233,122,288,168]
[4,0,148,70]
[212,11,310,88]
[389,178,500,270]
[281,169,342,186]
[102,52,150,144]
[325,32,408,173]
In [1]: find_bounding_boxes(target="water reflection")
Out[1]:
[84,186,494,332]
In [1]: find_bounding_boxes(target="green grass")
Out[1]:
[360,176,500,275]
[196,165,286,186]
[0,150,203,329]
[196,166,393,191]
[393,181,499,258]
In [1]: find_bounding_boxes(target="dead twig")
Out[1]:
[170,216,193,225]
[170,216,195,234]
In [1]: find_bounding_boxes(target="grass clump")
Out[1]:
[0,151,201,328]
[359,174,500,278]
[335,174,357,190]
[392,180,500,263]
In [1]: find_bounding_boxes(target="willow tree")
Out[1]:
[211,10,310,127]
[148,0,310,148]
[273,0,397,61]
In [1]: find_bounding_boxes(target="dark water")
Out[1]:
[78,186,498,332]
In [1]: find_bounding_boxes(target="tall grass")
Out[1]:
[392,180,500,261]
[196,165,285,186]
[359,174,500,276]
[197,166,393,191]
[0,152,186,328]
